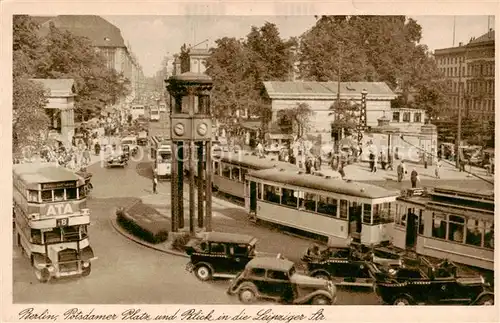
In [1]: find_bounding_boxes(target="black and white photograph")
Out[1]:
[2,1,498,321]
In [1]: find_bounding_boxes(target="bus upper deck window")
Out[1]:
[78,186,86,198]
[41,190,52,202]
[28,190,39,203]
[54,189,65,201]
[66,188,77,200]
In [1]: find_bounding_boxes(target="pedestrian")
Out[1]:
[397,160,405,182]
[410,168,419,188]
[339,164,346,179]
[94,142,101,156]
[435,158,442,179]
[459,158,465,172]
[152,175,158,194]
[380,152,386,170]
[83,148,91,165]
[369,152,375,172]
[423,153,428,169]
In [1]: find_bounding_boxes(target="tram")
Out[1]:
[244,168,401,246]
[393,186,494,271]
[150,136,172,179]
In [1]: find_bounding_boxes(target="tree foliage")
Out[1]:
[329,100,362,135]
[299,16,448,117]
[278,102,314,138]
[205,22,295,129]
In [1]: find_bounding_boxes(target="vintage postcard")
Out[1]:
[1,0,498,322]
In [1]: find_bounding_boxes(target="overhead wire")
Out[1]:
[399,135,494,186]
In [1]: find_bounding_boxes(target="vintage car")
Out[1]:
[227,257,337,305]
[105,152,128,168]
[185,232,279,281]
[301,244,402,287]
[121,136,139,157]
[137,131,148,146]
[369,257,494,305]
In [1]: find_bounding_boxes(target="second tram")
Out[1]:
[393,186,494,271]
[245,168,401,246]
[150,136,172,179]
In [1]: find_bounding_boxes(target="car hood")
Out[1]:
[291,274,328,288]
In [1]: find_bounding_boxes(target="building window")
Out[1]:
[402,112,410,122]
[413,112,422,123]
[392,112,400,122]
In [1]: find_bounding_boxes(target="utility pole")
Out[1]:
[456,56,463,169]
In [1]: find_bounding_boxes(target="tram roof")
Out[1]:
[433,185,494,201]
[218,152,297,171]
[247,168,400,199]
[13,163,80,184]
[204,232,256,244]
[246,257,294,272]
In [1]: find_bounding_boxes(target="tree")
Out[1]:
[278,103,314,138]
[13,15,49,153]
[329,100,362,138]
[36,23,130,120]
[12,78,49,152]
[299,16,447,117]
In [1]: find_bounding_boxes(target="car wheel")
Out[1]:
[195,265,212,281]
[393,296,411,305]
[476,295,494,305]
[82,263,91,277]
[238,287,257,304]
[34,267,50,283]
[311,295,331,305]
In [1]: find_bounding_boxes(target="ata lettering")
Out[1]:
[46,204,73,216]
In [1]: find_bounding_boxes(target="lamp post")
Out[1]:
[357,89,368,146]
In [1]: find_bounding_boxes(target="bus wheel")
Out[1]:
[34,267,50,283]
[82,262,91,277]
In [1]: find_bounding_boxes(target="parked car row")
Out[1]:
[184,232,494,306]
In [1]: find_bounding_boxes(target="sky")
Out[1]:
[102,15,495,77]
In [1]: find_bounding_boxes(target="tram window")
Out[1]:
[66,188,77,200]
[418,210,424,234]
[54,189,65,201]
[339,200,348,219]
[303,193,317,212]
[281,188,297,208]
[257,183,262,199]
[78,186,86,198]
[395,205,405,226]
[447,215,465,243]
[432,213,446,239]
[31,229,42,244]
[465,219,483,247]
[221,163,231,178]
[232,167,241,181]
[484,222,494,249]
[363,204,372,224]
[317,196,336,217]
[214,161,220,175]
[28,190,39,203]
[41,190,52,202]
[263,184,280,204]
[241,168,248,181]
[373,203,393,224]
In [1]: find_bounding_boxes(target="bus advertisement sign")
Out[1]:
[44,203,74,217]
[41,181,76,190]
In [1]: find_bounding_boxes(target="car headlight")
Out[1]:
[389,269,397,276]
[47,265,55,273]
[83,261,90,268]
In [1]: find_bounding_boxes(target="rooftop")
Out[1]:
[34,15,126,48]
[246,257,295,272]
[204,232,256,244]
[469,30,495,45]
[263,81,396,100]
[247,168,400,199]
[13,163,81,183]
[30,79,76,97]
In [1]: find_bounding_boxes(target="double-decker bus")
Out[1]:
[245,168,400,246]
[13,163,96,283]
[150,136,172,179]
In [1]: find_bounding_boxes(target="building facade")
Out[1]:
[434,29,495,122]
[31,79,77,148]
[34,15,144,106]
[263,81,436,163]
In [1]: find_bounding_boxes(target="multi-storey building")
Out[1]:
[434,29,495,122]
[33,15,144,106]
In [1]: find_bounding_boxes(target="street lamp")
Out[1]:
[357,89,368,146]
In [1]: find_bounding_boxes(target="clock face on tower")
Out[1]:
[197,123,208,136]
[174,123,185,136]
